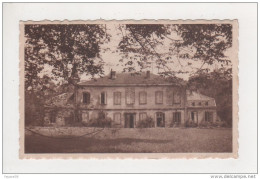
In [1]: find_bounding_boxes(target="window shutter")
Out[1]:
[104,92,107,104]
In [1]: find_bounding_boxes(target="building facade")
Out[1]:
[44,71,217,127]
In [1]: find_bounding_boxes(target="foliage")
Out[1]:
[199,120,230,128]
[85,111,112,128]
[25,92,45,126]
[25,24,110,91]
[185,121,198,128]
[136,117,155,128]
[188,68,232,126]
[169,120,181,128]
[177,24,232,65]
[25,24,110,124]
[117,24,233,77]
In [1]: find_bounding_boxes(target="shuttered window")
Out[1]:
[205,112,213,122]
[83,92,90,104]
[100,92,107,105]
[139,112,147,120]
[114,113,121,124]
[139,91,147,104]
[155,91,163,104]
[126,89,135,105]
[173,112,181,124]
[114,92,121,105]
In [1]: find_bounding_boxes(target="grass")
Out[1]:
[24,127,232,153]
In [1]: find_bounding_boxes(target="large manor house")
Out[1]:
[44,71,217,128]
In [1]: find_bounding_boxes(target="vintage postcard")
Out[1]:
[19,20,238,159]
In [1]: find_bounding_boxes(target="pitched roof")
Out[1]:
[45,93,74,107]
[77,72,176,86]
[187,91,215,101]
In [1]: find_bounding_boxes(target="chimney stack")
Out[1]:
[110,70,116,80]
[146,70,150,79]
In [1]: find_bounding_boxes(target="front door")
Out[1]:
[125,113,135,128]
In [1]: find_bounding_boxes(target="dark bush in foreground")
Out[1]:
[185,121,198,128]
[136,117,155,128]
[84,111,112,128]
[199,120,230,128]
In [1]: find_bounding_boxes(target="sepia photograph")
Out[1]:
[20,20,238,158]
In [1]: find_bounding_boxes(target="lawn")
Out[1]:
[24,127,232,153]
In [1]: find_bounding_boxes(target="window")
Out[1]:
[139,91,147,104]
[82,111,89,122]
[156,112,165,127]
[205,111,213,122]
[114,113,121,124]
[126,89,135,105]
[50,111,56,123]
[198,102,201,106]
[114,92,121,105]
[83,92,90,104]
[100,92,107,105]
[173,92,181,104]
[155,91,163,104]
[205,101,209,106]
[139,112,147,120]
[173,112,181,124]
[192,102,195,106]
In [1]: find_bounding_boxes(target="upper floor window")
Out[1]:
[155,91,163,104]
[83,92,90,104]
[198,102,201,106]
[114,92,121,105]
[139,91,147,104]
[100,92,107,105]
[173,91,181,104]
[191,102,195,106]
[126,89,135,105]
[205,101,209,106]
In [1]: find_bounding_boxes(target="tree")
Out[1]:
[188,68,232,126]
[25,24,110,91]
[118,24,232,78]
[24,24,110,124]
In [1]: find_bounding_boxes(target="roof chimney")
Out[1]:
[110,70,116,80]
[146,71,150,79]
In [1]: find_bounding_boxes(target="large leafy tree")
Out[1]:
[25,24,110,91]
[24,24,110,124]
[188,68,232,126]
[118,24,232,77]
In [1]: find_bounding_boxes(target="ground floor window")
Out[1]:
[114,113,121,124]
[82,111,89,122]
[139,112,147,120]
[173,112,181,124]
[50,111,56,123]
[156,112,165,127]
[191,111,198,123]
[124,113,135,128]
[205,111,213,122]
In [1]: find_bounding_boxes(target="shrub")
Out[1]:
[85,111,112,128]
[170,120,181,127]
[185,121,198,128]
[199,121,213,128]
[198,120,230,128]
[136,117,155,128]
